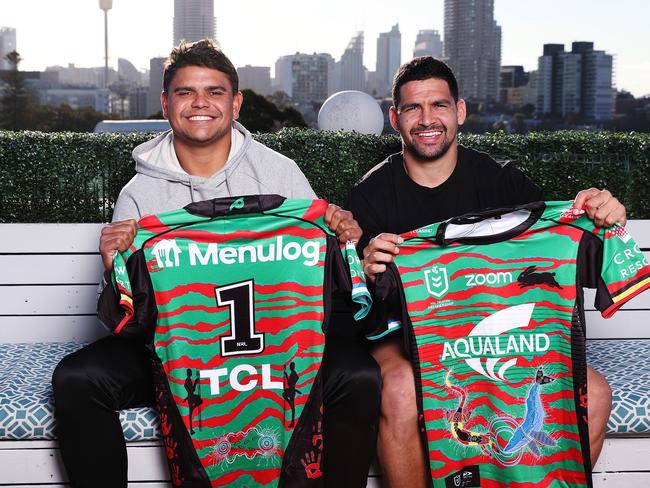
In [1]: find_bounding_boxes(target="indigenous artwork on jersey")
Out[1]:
[100,195,371,487]
[373,201,650,487]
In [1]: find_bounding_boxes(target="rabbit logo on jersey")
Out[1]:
[440,303,550,382]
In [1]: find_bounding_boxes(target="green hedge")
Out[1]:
[0,129,648,222]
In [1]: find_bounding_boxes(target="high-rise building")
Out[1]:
[147,57,166,116]
[173,0,216,46]
[274,55,295,97]
[413,30,443,59]
[443,0,501,102]
[128,87,150,118]
[536,42,614,120]
[552,50,582,117]
[291,53,333,103]
[0,27,17,70]
[376,24,401,97]
[339,32,366,92]
[237,65,272,95]
[500,65,529,104]
[581,48,614,120]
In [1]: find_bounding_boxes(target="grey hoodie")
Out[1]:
[112,121,316,222]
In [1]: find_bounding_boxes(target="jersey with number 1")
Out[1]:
[373,201,650,488]
[98,195,371,487]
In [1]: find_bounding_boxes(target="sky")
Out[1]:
[3,0,649,97]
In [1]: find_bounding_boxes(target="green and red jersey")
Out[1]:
[99,195,371,487]
[373,201,650,487]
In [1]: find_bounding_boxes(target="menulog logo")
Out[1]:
[150,237,321,269]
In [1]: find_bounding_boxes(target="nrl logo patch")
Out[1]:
[424,266,449,298]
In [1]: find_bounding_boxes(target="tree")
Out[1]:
[238,89,306,133]
[31,104,107,132]
[0,51,33,130]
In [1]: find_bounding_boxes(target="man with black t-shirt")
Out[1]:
[346,57,626,488]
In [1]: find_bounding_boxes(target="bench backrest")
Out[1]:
[0,221,648,344]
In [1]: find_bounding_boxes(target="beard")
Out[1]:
[402,123,455,162]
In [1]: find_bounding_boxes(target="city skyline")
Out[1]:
[2,0,649,97]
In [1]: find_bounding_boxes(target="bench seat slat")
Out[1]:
[0,224,103,253]
[625,220,650,248]
[0,255,103,285]
[0,285,99,315]
[586,310,649,339]
[0,316,107,343]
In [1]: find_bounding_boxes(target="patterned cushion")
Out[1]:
[0,340,648,439]
[588,339,650,435]
[0,342,160,441]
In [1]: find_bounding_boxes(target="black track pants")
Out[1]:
[52,333,380,487]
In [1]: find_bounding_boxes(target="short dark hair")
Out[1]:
[392,56,459,108]
[163,39,239,93]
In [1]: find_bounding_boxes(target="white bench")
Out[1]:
[0,222,648,487]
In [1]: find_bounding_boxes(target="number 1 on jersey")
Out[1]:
[215,280,265,356]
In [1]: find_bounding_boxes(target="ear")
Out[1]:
[232,91,243,120]
[389,105,399,132]
[161,91,169,119]
[456,98,466,126]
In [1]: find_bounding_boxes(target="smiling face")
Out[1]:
[161,65,242,148]
[389,77,466,163]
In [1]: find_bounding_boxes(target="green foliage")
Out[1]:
[0,129,648,222]
[29,104,107,133]
[238,89,307,133]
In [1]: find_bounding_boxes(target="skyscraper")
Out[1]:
[413,30,443,59]
[444,0,501,102]
[376,24,401,97]
[291,53,333,103]
[173,0,216,46]
[581,46,614,120]
[147,57,166,117]
[0,27,17,70]
[274,55,296,97]
[237,65,272,95]
[339,32,366,92]
[500,65,528,104]
[536,42,614,120]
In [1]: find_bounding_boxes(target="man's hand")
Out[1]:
[324,204,362,244]
[99,219,138,271]
[573,188,627,228]
[362,233,403,284]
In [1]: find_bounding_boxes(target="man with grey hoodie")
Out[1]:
[52,40,381,488]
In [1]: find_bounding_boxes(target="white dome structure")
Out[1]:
[318,90,384,135]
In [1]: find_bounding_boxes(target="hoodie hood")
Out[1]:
[131,120,252,201]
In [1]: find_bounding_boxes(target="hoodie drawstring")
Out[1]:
[225,170,233,197]
[189,179,196,203]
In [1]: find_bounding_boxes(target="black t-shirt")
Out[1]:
[346,146,544,251]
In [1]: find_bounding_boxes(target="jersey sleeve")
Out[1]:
[341,241,372,320]
[366,263,407,341]
[97,248,158,339]
[581,223,650,318]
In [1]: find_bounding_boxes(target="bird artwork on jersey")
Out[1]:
[100,195,371,487]
[372,201,650,487]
